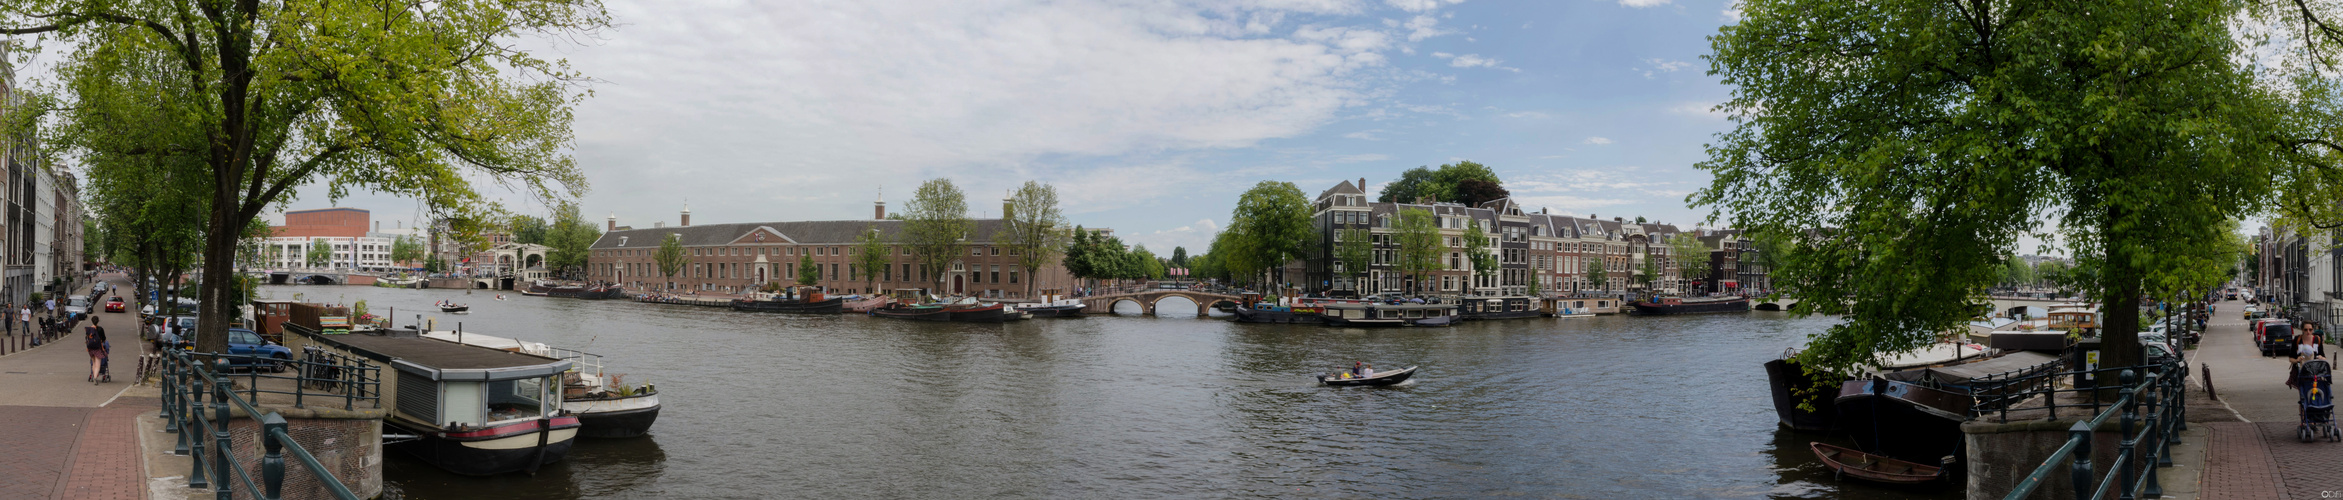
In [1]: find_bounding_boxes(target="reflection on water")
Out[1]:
[272,285,1956,499]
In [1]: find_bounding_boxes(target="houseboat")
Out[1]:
[526,281,630,300]
[1318,302,1459,327]
[1232,303,1324,324]
[1630,295,1751,315]
[418,330,663,439]
[1835,350,2059,466]
[1545,297,1622,316]
[733,287,845,314]
[314,330,580,476]
[1458,296,1541,321]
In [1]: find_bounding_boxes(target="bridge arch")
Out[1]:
[1109,298,1148,315]
[297,275,338,285]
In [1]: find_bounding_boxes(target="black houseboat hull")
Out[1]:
[1233,307,1320,324]
[1020,305,1087,318]
[386,416,581,476]
[1835,379,1970,464]
[532,285,629,300]
[1765,355,1839,432]
[948,306,1006,323]
[873,307,951,321]
[1460,310,1543,321]
[732,298,845,314]
[1630,297,1751,315]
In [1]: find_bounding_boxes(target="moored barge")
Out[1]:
[313,330,580,476]
[1630,295,1750,315]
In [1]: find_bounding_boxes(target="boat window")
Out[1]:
[486,377,549,424]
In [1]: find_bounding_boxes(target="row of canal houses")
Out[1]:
[2257,224,2340,326]
[1301,178,1769,298]
[0,51,90,305]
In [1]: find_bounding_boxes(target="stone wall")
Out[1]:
[1965,418,2164,500]
[225,416,383,500]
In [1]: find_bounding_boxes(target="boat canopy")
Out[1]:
[323,332,572,382]
[1904,351,2061,386]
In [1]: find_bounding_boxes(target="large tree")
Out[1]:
[902,179,970,294]
[1224,181,1313,289]
[1462,218,1496,295]
[1377,166,1438,203]
[852,226,890,294]
[1694,0,2343,374]
[3,0,608,351]
[654,234,688,291]
[1666,233,1712,294]
[1002,181,1069,297]
[796,252,819,287]
[305,239,334,268]
[390,236,425,269]
[1585,257,1608,293]
[543,206,601,279]
[1394,208,1440,295]
[1336,228,1373,293]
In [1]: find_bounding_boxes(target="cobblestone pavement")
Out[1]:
[2259,421,2343,500]
[0,406,97,500]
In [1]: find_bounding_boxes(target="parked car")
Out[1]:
[221,328,293,372]
[2259,320,2297,358]
[103,296,126,313]
[61,297,90,319]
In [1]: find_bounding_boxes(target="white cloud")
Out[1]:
[1667,101,1728,120]
[1504,110,1550,119]
[1722,0,1745,22]
[1126,219,1222,257]
[1343,129,1387,140]
[530,0,1421,222]
[1385,0,1464,12]
[1619,0,1672,7]
[1435,53,1515,71]
[1583,136,1613,145]
[1646,58,1692,72]
[1403,15,1448,41]
[1331,153,1392,163]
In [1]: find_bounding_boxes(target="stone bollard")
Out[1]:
[2201,363,2216,401]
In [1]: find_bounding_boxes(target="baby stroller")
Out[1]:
[2295,358,2339,443]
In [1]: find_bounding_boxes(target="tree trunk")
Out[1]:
[2099,206,2143,391]
[193,219,238,353]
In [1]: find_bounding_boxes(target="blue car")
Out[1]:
[223,328,294,372]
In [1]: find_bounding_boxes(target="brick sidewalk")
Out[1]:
[0,276,151,500]
[2203,422,2286,499]
[56,401,153,500]
[0,406,97,500]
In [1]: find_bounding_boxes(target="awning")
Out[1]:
[1925,351,2061,386]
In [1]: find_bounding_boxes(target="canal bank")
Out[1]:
[269,284,1950,499]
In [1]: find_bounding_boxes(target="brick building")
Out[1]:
[587,203,1077,298]
[1303,178,1759,298]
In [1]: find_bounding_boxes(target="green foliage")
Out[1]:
[655,234,689,288]
[1224,181,1314,286]
[1002,181,1070,296]
[1336,228,1373,289]
[1693,0,2343,374]
[1585,257,1608,291]
[796,252,819,287]
[1666,233,1712,290]
[1463,218,1496,293]
[1636,255,1661,296]
[1394,208,1441,294]
[1063,227,1096,279]
[305,239,335,268]
[1130,244,1165,280]
[510,216,552,246]
[1170,246,1188,268]
[1377,162,1508,205]
[544,207,602,279]
[853,226,890,292]
[902,179,970,290]
[391,236,426,267]
[3,0,611,352]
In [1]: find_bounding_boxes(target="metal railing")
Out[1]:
[1969,360,2182,424]
[160,348,378,500]
[2000,364,2188,500]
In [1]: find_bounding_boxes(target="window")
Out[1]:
[830,264,840,280]
[991,265,1001,283]
[971,247,982,256]
[1009,269,1019,284]
[990,247,1000,256]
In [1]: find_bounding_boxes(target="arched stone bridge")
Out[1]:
[1080,290,1246,317]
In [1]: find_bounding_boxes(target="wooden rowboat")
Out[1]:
[1809,442,1948,484]
[1316,366,1418,386]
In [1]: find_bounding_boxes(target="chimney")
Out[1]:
[1614,217,1624,222]
[874,200,887,220]
[680,204,692,227]
[1358,177,1366,191]
[1003,198,1015,221]
[374,221,380,232]
[607,213,617,231]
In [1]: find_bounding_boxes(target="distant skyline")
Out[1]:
[214,0,1741,252]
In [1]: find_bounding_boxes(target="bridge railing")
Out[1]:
[160,348,375,500]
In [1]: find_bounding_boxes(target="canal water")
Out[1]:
[261,285,1960,499]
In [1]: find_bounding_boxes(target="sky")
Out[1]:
[135,0,1754,253]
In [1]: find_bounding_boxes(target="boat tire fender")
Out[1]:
[527,417,549,475]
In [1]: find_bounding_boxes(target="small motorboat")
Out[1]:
[438,302,469,313]
[1809,442,1950,484]
[945,303,1007,323]
[1316,366,1418,386]
[1554,307,1595,319]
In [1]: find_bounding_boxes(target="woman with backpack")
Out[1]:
[84,316,106,384]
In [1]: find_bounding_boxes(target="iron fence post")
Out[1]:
[212,375,233,500]
[2118,369,2138,500]
[2070,420,2094,500]
[162,353,179,434]
[262,413,286,500]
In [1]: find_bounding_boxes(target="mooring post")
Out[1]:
[212,376,233,500]
[2118,370,2138,500]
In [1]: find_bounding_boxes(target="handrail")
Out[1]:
[160,348,367,500]
[2000,362,2186,500]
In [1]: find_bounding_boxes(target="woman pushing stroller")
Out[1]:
[2289,340,2340,443]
